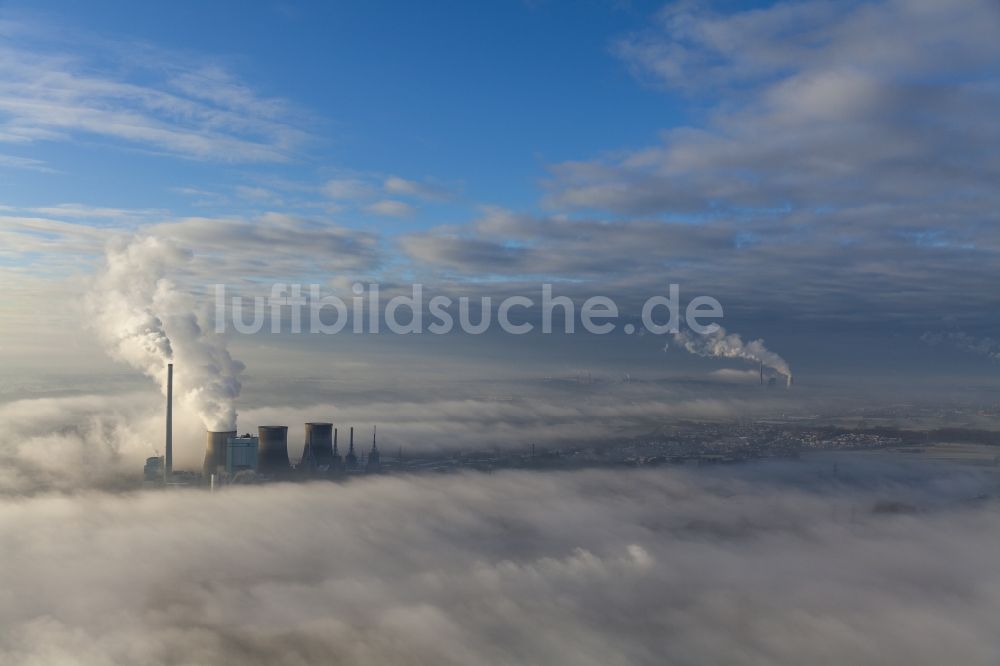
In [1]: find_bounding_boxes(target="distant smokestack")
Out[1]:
[367,425,381,471]
[165,363,173,480]
[787,374,793,388]
[203,430,236,476]
[759,362,764,386]
[346,426,358,468]
[257,426,290,475]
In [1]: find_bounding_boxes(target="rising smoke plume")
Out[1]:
[673,325,792,383]
[86,236,244,431]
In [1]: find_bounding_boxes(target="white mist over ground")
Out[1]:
[0,391,218,494]
[1,463,999,665]
[0,377,839,495]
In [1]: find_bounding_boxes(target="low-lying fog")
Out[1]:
[2,457,999,665]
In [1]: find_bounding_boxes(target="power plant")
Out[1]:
[146,361,795,488]
[149,364,383,487]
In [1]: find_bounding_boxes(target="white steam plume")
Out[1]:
[86,236,244,431]
[673,325,792,383]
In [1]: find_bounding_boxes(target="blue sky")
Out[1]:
[2,0,1000,385]
[0,0,687,223]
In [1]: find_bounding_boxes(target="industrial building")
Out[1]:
[144,455,164,482]
[189,422,382,485]
[153,363,383,487]
[225,434,258,473]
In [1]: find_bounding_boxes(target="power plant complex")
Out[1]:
[145,363,381,487]
[142,361,794,487]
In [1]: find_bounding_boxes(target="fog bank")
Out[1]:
[1,463,999,665]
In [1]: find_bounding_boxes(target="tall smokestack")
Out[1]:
[760,362,764,386]
[165,363,173,480]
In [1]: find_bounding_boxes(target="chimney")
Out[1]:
[346,426,358,468]
[759,362,764,386]
[367,425,381,471]
[165,363,173,480]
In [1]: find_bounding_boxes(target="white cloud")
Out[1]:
[322,178,375,200]
[143,213,382,279]
[365,199,415,217]
[550,0,1000,215]
[389,0,1000,329]
[234,185,284,205]
[709,368,761,383]
[383,176,451,201]
[0,28,308,162]
[0,153,55,172]
[615,0,1000,93]
[0,464,999,663]
[29,203,168,219]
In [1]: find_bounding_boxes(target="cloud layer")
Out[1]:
[1,463,999,665]
[397,0,1000,330]
[0,21,306,162]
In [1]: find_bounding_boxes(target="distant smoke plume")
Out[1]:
[86,236,244,430]
[674,325,792,383]
[921,331,1000,363]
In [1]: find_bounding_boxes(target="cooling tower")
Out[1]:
[257,425,290,475]
[304,422,334,467]
[203,430,236,476]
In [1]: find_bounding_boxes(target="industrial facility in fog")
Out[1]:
[143,361,794,487]
[144,363,382,487]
